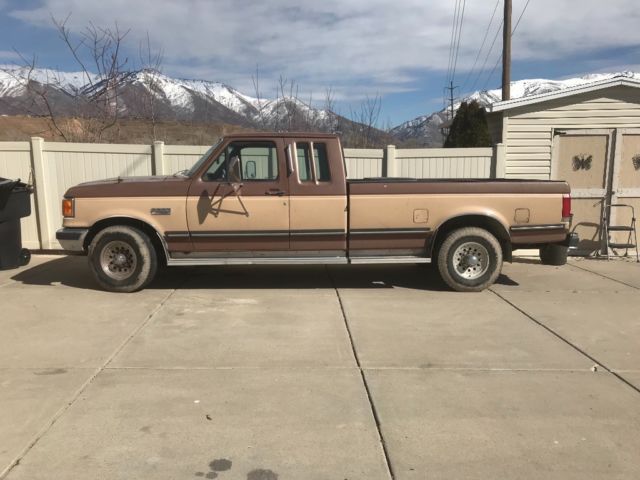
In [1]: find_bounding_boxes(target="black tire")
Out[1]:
[19,248,31,267]
[437,227,503,292]
[88,225,158,293]
[539,244,568,266]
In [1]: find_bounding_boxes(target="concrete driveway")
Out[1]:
[1,255,639,479]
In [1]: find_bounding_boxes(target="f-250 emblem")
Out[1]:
[150,208,171,215]
[572,154,592,171]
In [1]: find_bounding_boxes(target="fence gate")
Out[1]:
[552,128,640,255]
[551,129,614,254]
[611,129,640,247]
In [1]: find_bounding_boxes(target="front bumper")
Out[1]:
[56,228,89,252]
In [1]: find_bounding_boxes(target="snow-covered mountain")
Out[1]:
[0,66,333,130]
[391,71,640,146]
[4,66,635,146]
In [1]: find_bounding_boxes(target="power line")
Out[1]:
[445,0,461,85]
[512,0,531,34]
[483,55,503,92]
[483,0,532,91]
[450,0,467,84]
[469,18,503,92]
[462,0,500,91]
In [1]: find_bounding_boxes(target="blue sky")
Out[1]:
[1,0,639,126]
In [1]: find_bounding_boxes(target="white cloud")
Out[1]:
[8,0,640,100]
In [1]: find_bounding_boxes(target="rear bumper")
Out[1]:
[56,228,89,252]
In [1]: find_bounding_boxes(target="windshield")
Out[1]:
[179,139,223,177]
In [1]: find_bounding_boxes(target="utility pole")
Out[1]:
[502,0,512,101]
[446,81,458,120]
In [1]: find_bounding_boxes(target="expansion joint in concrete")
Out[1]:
[325,266,395,480]
[489,288,640,397]
[0,287,179,479]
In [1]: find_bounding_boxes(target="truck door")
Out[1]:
[186,139,290,252]
[286,137,347,255]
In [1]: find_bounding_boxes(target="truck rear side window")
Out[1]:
[295,141,330,183]
[313,143,331,181]
[297,143,313,182]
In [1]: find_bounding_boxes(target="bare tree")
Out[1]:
[1,52,71,140]
[137,32,164,141]
[321,86,339,133]
[344,94,383,148]
[275,74,299,131]
[53,15,132,141]
[251,64,268,129]
[4,15,167,142]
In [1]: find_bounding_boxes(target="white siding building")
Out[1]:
[486,77,640,254]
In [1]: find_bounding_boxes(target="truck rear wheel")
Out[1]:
[88,225,158,293]
[539,244,568,266]
[437,227,503,292]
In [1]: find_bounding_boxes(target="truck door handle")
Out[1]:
[265,189,286,196]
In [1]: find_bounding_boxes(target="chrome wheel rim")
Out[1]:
[100,240,137,281]
[452,241,489,280]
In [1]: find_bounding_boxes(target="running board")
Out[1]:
[167,256,348,266]
[166,255,431,266]
[349,256,431,264]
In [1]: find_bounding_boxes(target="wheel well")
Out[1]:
[84,217,167,265]
[429,215,512,262]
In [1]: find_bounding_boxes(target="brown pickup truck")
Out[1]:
[56,132,576,293]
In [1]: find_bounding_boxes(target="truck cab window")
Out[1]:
[203,142,278,181]
[295,142,330,182]
[313,143,331,181]
[204,151,227,181]
[297,143,312,182]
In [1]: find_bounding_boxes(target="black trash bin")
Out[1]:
[0,177,33,270]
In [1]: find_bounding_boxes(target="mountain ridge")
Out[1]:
[391,71,640,146]
[1,66,638,146]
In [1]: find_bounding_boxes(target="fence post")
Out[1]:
[494,143,506,178]
[30,137,54,250]
[153,141,165,175]
[386,145,397,177]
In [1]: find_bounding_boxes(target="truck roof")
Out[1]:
[224,132,340,139]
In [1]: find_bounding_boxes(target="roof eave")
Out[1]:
[487,78,640,113]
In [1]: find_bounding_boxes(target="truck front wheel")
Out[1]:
[88,225,158,293]
[437,227,503,292]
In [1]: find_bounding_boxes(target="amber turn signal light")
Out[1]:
[62,198,75,218]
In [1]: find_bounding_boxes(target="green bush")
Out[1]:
[444,100,492,148]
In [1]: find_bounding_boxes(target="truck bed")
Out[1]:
[347,178,570,195]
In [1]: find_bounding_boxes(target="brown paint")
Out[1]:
[66,176,191,198]
[348,179,570,195]
[510,228,567,244]
[288,234,347,251]
[348,232,432,251]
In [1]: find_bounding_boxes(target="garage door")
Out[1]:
[551,130,613,254]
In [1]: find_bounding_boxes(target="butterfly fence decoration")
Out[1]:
[572,154,593,171]
[632,154,640,171]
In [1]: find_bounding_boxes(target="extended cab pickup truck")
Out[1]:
[56,132,576,293]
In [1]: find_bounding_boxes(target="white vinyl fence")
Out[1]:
[0,138,505,251]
